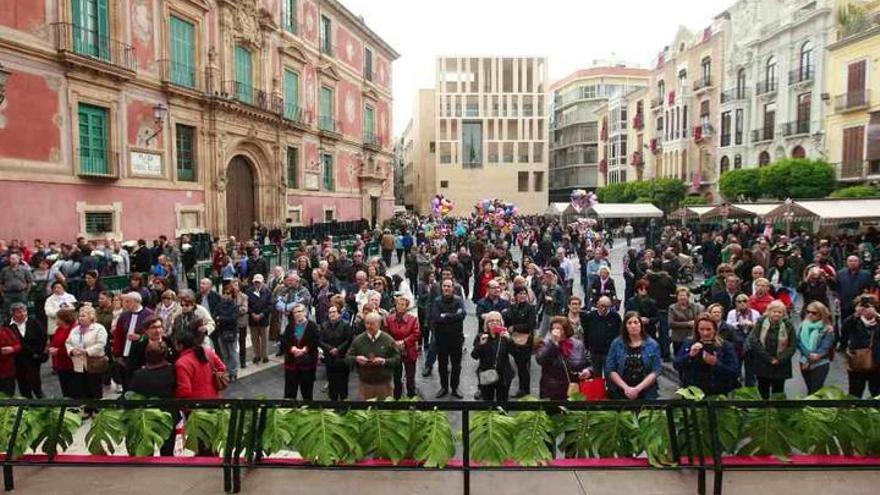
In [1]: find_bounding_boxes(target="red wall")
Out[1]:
[130,0,156,73]
[302,1,319,44]
[287,194,363,224]
[0,181,204,241]
[337,79,362,139]
[0,0,45,32]
[376,99,390,146]
[0,71,61,162]
[336,26,363,73]
[127,99,163,148]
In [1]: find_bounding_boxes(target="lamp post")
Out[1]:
[783,197,794,236]
[144,103,168,146]
[0,62,11,105]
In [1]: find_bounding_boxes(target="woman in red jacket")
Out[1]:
[48,309,77,397]
[385,296,421,399]
[474,259,496,303]
[174,324,225,400]
[0,322,21,396]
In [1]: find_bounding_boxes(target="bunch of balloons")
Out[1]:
[473,198,520,230]
[431,194,455,216]
[570,189,599,211]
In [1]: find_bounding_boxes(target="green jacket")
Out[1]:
[345,331,401,384]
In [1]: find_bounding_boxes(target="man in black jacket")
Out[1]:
[430,279,466,398]
[7,303,47,398]
[502,287,537,398]
[583,297,621,377]
[711,275,743,315]
[646,260,676,360]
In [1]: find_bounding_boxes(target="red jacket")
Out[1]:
[0,327,22,379]
[174,347,226,399]
[50,324,74,372]
[749,293,775,316]
[385,312,421,362]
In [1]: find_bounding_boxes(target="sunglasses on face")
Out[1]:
[806,310,819,315]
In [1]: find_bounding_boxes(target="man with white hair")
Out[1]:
[346,311,400,400]
[111,291,154,391]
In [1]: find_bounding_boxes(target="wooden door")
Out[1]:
[226,156,255,240]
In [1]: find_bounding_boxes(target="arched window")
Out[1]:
[734,154,742,169]
[800,41,813,80]
[758,151,771,166]
[736,68,746,98]
[720,155,730,174]
[765,57,777,89]
[792,145,806,159]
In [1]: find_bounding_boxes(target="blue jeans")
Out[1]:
[218,339,239,378]
[656,309,671,360]
[424,330,437,370]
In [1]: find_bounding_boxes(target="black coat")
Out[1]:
[9,319,47,367]
[129,363,177,398]
[583,310,622,357]
[280,320,320,371]
[711,291,742,316]
[319,319,353,370]
[246,286,273,327]
[430,295,466,336]
[470,335,514,382]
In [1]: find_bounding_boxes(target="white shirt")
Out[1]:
[122,309,142,357]
[10,317,27,337]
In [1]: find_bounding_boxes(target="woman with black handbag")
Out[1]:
[839,295,880,398]
[471,311,513,402]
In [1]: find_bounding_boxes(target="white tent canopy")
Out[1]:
[669,206,714,220]
[544,203,569,216]
[764,198,880,224]
[586,203,663,219]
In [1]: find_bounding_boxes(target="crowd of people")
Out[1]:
[0,213,879,424]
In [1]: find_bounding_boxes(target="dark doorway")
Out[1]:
[370,196,379,229]
[792,145,806,159]
[226,156,256,240]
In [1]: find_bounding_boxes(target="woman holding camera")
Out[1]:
[674,314,739,396]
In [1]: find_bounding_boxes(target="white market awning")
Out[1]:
[544,202,569,216]
[764,198,880,224]
[669,206,714,220]
[586,203,663,219]
[702,202,781,219]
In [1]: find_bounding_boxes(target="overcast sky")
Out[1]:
[338,0,735,136]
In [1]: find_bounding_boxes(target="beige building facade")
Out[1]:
[431,56,550,215]
[399,88,436,214]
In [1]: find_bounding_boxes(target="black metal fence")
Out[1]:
[2,398,879,495]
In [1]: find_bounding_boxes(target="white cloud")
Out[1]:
[338,0,734,136]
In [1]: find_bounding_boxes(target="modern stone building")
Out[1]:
[399,88,436,214]
[548,65,649,201]
[715,0,832,175]
[430,56,550,215]
[0,0,397,242]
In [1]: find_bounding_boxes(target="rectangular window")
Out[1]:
[533,171,544,192]
[364,47,373,80]
[797,93,811,133]
[319,86,334,131]
[763,102,775,139]
[320,15,332,55]
[842,126,865,178]
[364,105,375,142]
[721,111,731,147]
[440,180,449,188]
[169,16,195,88]
[71,0,110,60]
[517,171,529,192]
[286,146,299,188]
[283,69,300,121]
[85,211,113,235]
[323,208,335,222]
[234,45,253,104]
[78,103,109,174]
[735,109,744,144]
[321,152,334,190]
[175,124,196,181]
[461,121,482,167]
[283,0,297,34]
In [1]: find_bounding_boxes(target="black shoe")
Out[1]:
[473,390,482,400]
[262,358,269,364]
[421,368,432,378]
[253,357,260,364]
[240,363,247,369]
[451,389,463,399]
[512,391,529,399]
[435,388,449,398]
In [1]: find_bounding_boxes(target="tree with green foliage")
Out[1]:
[682,195,710,206]
[719,168,760,201]
[758,158,836,199]
[595,178,687,213]
[831,185,880,198]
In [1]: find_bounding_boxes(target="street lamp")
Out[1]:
[144,103,168,146]
[0,62,11,105]
[783,197,794,236]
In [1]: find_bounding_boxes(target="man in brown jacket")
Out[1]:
[380,229,396,267]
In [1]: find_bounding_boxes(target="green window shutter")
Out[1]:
[284,70,300,120]
[170,16,195,88]
[176,124,196,181]
[287,147,298,188]
[322,153,334,190]
[78,103,108,174]
[320,86,333,130]
[234,46,253,104]
[364,48,372,80]
[96,0,109,59]
[364,106,374,140]
[284,0,298,33]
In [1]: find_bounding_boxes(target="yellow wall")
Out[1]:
[825,26,880,175]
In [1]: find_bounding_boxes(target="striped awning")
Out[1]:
[702,203,781,219]
[764,198,880,224]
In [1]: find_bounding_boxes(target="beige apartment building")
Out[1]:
[400,89,436,214]
[649,22,726,200]
[549,66,649,201]
[426,56,550,215]
[596,87,654,187]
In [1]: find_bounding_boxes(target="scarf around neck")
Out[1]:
[759,318,790,355]
[799,319,825,353]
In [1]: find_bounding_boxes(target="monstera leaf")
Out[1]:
[260,408,296,456]
[85,409,125,455]
[123,407,173,456]
[555,409,592,458]
[588,410,638,458]
[411,409,455,468]
[27,407,81,455]
[469,409,516,466]
[637,409,675,467]
[512,402,555,466]
[289,407,361,465]
[357,404,412,464]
